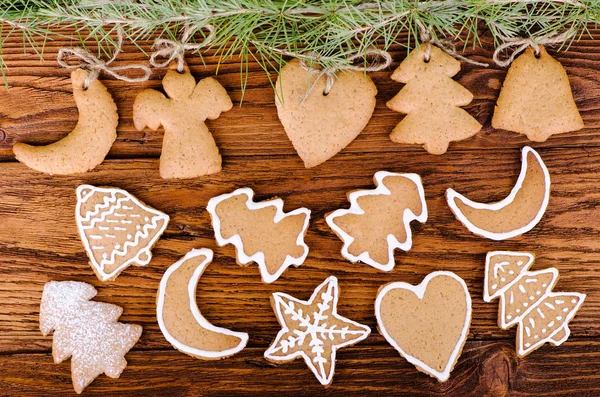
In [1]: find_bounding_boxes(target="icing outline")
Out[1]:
[325,171,427,271]
[484,251,535,303]
[375,271,472,382]
[76,184,170,281]
[206,188,311,284]
[264,276,371,385]
[446,146,551,240]
[156,248,249,359]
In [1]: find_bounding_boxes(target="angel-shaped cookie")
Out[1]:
[133,62,233,179]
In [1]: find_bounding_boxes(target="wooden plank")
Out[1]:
[1,341,599,396]
[0,147,596,352]
[1,31,600,161]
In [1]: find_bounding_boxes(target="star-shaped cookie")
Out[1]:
[264,276,371,385]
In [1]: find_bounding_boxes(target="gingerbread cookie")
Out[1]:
[206,188,310,283]
[157,248,248,359]
[375,271,472,382]
[485,251,585,357]
[325,171,427,271]
[386,44,481,154]
[492,46,584,142]
[40,281,142,394]
[133,62,232,178]
[275,58,377,168]
[264,276,371,385]
[13,69,118,175]
[446,146,550,240]
[76,185,169,281]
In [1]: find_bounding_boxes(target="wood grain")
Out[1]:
[0,28,599,395]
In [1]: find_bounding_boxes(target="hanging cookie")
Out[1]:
[133,61,232,178]
[492,46,583,141]
[375,271,472,382]
[157,248,248,359]
[40,281,142,394]
[484,251,585,357]
[206,188,310,283]
[446,146,550,240]
[13,38,150,175]
[264,276,371,386]
[75,185,170,281]
[275,58,377,168]
[325,171,427,271]
[386,44,481,155]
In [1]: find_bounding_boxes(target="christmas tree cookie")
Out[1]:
[484,251,585,357]
[387,44,481,154]
[40,281,142,394]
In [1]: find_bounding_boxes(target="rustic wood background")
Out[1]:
[1,27,599,396]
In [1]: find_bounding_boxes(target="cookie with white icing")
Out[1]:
[375,271,472,382]
[206,188,310,283]
[76,185,169,281]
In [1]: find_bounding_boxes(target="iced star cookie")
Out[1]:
[325,171,427,271]
[485,251,585,357]
[206,188,310,283]
[40,281,142,394]
[264,276,371,385]
[76,185,169,281]
[375,271,472,382]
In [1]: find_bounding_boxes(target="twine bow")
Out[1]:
[57,29,151,89]
[150,24,215,72]
[416,20,489,67]
[299,48,392,101]
[492,29,577,68]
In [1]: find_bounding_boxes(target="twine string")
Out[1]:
[299,48,392,101]
[57,29,152,89]
[492,29,576,68]
[416,20,489,67]
[149,24,215,72]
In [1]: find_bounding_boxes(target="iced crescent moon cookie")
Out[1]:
[485,251,585,357]
[40,281,142,394]
[325,171,427,271]
[13,69,118,175]
[76,185,169,281]
[375,271,472,382]
[264,276,370,386]
[206,188,310,283]
[446,146,550,240]
[157,248,248,359]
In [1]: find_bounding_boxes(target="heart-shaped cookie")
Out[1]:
[275,59,377,168]
[375,271,472,382]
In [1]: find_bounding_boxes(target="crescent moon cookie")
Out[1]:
[264,276,371,386]
[446,146,550,240]
[76,185,169,281]
[485,251,585,357]
[40,281,142,394]
[157,248,248,359]
[133,62,233,179]
[13,69,118,175]
[325,171,427,271]
[375,271,472,382]
[206,188,310,283]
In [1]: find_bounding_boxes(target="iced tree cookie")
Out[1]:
[76,185,169,281]
[206,188,310,283]
[485,251,585,357]
[446,146,550,240]
[157,248,248,359]
[13,69,118,175]
[325,171,427,271]
[264,276,371,385]
[375,271,472,382]
[133,62,232,178]
[40,281,142,394]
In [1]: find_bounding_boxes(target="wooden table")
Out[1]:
[1,29,599,397]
